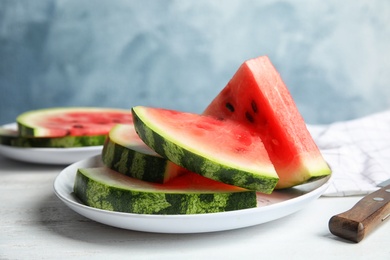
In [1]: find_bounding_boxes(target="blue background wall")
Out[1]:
[1,0,389,125]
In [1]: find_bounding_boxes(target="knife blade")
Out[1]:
[328,178,390,243]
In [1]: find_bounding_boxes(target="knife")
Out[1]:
[328,178,390,243]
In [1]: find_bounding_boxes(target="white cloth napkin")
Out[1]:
[307,110,390,197]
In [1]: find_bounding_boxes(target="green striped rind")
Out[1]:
[1,127,105,147]
[17,123,37,137]
[132,107,278,193]
[0,128,18,145]
[74,167,257,214]
[11,135,106,148]
[101,125,181,183]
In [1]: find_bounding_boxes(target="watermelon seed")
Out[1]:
[245,112,254,123]
[73,124,84,128]
[251,100,258,113]
[235,147,248,153]
[225,102,235,112]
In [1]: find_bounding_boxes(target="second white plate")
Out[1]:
[54,155,331,233]
[0,144,102,165]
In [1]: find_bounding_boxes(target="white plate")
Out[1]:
[54,155,331,233]
[0,144,102,165]
[0,123,102,165]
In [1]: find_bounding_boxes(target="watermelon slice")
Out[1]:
[0,127,18,146]
[102,124,184,183]
[203,56,331,189]
[74,167,257,214]
[132,106,279,193]
[17,107,133,137]
[0,124,106,148]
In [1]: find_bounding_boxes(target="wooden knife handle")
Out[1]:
[328,184,390,243]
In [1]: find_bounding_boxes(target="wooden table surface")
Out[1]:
[1,155,389,260]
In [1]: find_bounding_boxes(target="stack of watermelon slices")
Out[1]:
[74,56,331,215]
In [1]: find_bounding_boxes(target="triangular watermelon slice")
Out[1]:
[132,106,279,194]
[203,56,331,189]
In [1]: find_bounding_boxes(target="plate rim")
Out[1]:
[0,143,102,152]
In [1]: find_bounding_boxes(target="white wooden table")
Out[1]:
[1,155,389,260]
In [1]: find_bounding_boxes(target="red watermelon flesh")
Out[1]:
[17,107,133,137]
[204,56,331,189]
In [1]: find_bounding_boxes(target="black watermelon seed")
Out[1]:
[226,102,235,112]
[245,112,254,123]
[73,124,84,128]
[251,100,258,113]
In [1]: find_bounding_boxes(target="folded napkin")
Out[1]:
[307,110,390,197]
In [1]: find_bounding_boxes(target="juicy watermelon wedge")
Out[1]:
[74,167,256,214]
[102,124,184,183]
[132,106,279,193]
[204,56,331,189]
[17,107,133,137]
